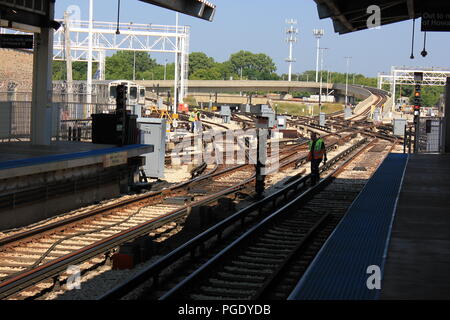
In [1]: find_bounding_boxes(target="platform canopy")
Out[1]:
[0,0,60,33]
[314,0,450,34]
[139,0,216,21]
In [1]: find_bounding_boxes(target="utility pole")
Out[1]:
[63,11,73,103]
[413,72,423,153]
[285,19,298,82]
[133,51,136,81]
[164,58,167,80]
[173,12,179,114]
[326,70,330,96]
[87,0,93,111]
[319,48,329,115]
[313,29,324,82]
[345,56,352,107]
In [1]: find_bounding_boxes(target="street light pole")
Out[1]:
[87,0,93,110]
[345,56,352,106]
[133,51,136,81]
[319,47,329,115]
[164,58,167,80]
[327,70,330,96]
[313,29,324,83]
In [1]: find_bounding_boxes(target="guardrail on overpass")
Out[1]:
[137,80,333,93]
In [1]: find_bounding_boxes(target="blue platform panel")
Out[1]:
[289,153,408,300]
[0,144,149,171]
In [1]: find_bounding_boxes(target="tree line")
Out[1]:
[52,50,443,106]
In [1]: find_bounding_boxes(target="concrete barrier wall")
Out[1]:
[354,94,378,115]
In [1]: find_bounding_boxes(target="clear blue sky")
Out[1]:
[55,0,450,78]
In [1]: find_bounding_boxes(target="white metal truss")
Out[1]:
[378,66,450,88]
[378,66,450,111]
[52,19,190,103]
[4,18,191,104]
[53,20,190,57]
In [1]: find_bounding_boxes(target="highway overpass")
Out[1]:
[136,80,332,94]
[137,80,384,103]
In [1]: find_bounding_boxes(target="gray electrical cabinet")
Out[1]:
[344,106,352,119]
[220,105,231,116]
[220,105,231,123]
[276,116,287,130]
[240,104,251,113]
[319,112,326,127]
[138,118,166,178]
[393,118,407,136]
[373,108,380,122]
[251,104,275,127]
[267,112,276,128]
[251,104,272,116]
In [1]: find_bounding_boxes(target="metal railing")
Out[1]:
[0,101,32,140]
[0,100,136,142]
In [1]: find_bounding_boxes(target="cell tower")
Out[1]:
[285,19,298,82]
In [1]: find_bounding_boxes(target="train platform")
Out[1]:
[0,141,152,179]
[0,141,153,230]
[381,154,450,299]
[289,152,450,300]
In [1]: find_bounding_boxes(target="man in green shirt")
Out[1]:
[308,132,327,186]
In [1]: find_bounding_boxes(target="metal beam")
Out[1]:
[379,67,450,87]
[406,0,415,18]
[316,0,356,33]
[139,0,216,21]
[0,1,60,32]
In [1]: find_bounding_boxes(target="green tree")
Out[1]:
[190,67,222,80]
[105,51,157,80]
[189,52,215,77]
[52,61,99,80]
[228,50,277,80]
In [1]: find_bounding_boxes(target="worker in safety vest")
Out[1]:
[189,109,196,133]
[308,132,327,186]
[193,108,202,133]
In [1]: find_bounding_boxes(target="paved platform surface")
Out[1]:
[381,154,450,299]
[289,153,408,300]
[0,141,153,179]
[0,141,115,162]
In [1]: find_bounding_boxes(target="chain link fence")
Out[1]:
[0,99,134,142]
[418,117,444,153]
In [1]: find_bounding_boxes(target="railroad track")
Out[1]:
[98,134,395,300]
[160,140,395,300]
[0,89,396,300]
[0,132,329,300]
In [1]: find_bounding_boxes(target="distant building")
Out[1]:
[304,95,335,103]
[0,49,33,94]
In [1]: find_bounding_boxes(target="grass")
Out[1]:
[274,102,344,116]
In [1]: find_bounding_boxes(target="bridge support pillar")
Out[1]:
[31,26,54,146]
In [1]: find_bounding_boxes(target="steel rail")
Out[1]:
[98,137,369,300]
[158,138,370,300]
[0,136,318,299]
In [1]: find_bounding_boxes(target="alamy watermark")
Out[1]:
[367,5,381,30]
[171,129,280,176]
[366,265,381,290]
